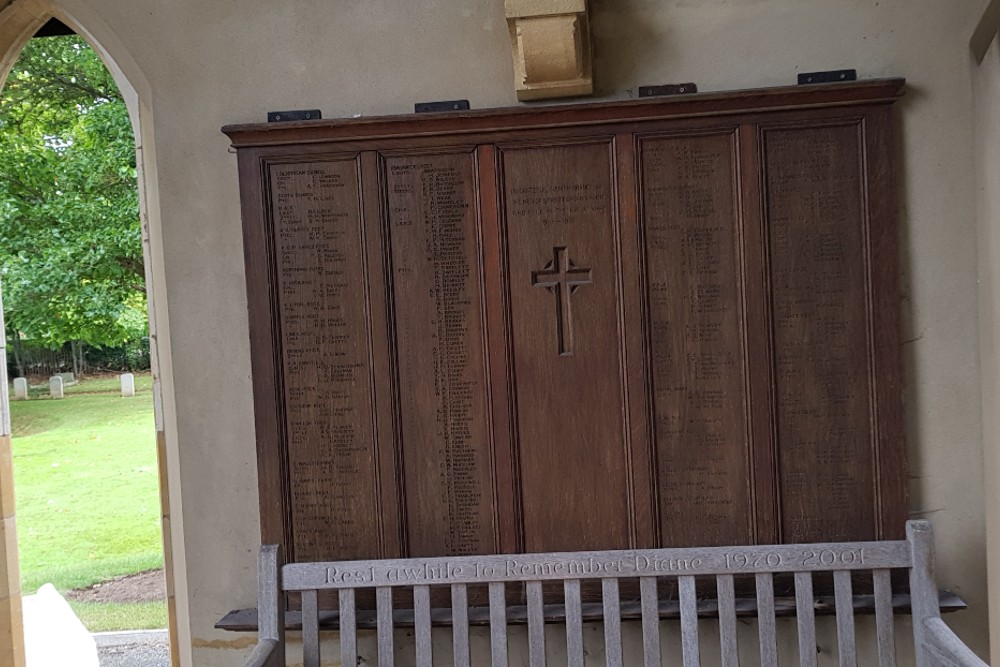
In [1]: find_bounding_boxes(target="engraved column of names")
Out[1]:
[765,125,875,542]
[386,154,495,556]
[641,134,751,546]
[270,160,380,561]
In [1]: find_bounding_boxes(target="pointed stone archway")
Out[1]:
[0,2,181,664]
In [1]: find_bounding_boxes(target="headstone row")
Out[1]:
[11,373,138,399]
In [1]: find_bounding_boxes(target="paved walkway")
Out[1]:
[95,630,170,667]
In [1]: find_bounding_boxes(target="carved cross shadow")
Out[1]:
[531,246,593,356]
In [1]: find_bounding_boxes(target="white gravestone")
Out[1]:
[48,376,63,399]
[120,372,135,397]
[23,584,99,667]
[13,377,27,400]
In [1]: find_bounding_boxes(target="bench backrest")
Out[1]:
[255,521,947,667]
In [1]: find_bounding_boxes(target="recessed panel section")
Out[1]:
[764,124,875,542]
[640,133,752,547]
[502,141,630,552]
[270,160,380,561]
[385,152,497,557]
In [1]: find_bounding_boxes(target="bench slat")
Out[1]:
[490,582,508,667]
[526,580,545,667]
[452,584,470,667]
[873,569,896,667]
[566,579,584,667]
[639,577,660,667]
[834,570,856,667]
[756,573,777,666]
[376,586,394,667]
[302,590,319,667]
[717,574,739,667]
[339,588,357,667]
[414,584,432,667]
[795,571,817,667]
[679,575,700,667]
[603,578,623,667]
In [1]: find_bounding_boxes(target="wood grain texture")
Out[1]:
[229,82,908,581]
[489,582,508,667]
[383,151,497,557]
[564,579,584,667]
[376,586,394,667]
[242,521,980,667]
[834,570,857,667]
[872,569,896,667]
[756,573,777,665]
[717,574,739,667]
[639,577,660,667]
[301,590,318,667]
[602,578,623,667]
[762,123,877,544]
[268,158,381,562]
[794,572,817,667]
[500,140,631,553]
[451,584,470,667]
[526,581,545,667]
[639,129,752,547]
[414,584,432,667]
[679,575,700,667]
[338,588,356,667]
[223,80,905,147]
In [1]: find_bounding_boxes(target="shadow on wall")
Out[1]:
[589,0,672,97]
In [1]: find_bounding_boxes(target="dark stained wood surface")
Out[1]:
[268,159,381,561]
[500,141,631,553]
[763,123,877,543]
[225,80,908,569]
[638,130,752,547]
[383,151,498,557]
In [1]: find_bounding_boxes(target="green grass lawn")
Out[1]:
[21,371,153,399]
[10,372,166,631]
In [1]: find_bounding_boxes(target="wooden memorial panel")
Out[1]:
[268,159,381,561]
[500,141,631,552]
[225,80,908,570]
[638,131,753,547]
[383,152,498,557]
[763,123,877,543]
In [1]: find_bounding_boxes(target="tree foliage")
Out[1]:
[0,35,146,351]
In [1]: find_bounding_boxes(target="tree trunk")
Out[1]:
[10,334,24,378]
[71,340,82,377]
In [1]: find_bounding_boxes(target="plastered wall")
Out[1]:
[2,0,995,664]
[975,29,1000,664]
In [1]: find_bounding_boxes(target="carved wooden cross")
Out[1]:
[531,246,593,356]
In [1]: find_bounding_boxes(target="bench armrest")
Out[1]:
[243,638,282,667]
[923,618,989,667]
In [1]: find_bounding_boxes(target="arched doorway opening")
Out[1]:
[0,1,180,665]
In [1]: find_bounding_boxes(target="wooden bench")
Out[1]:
[243,520,986,666]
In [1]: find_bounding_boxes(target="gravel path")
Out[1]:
[96,631,170,667]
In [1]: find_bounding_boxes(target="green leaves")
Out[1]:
[0,35,146,350]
